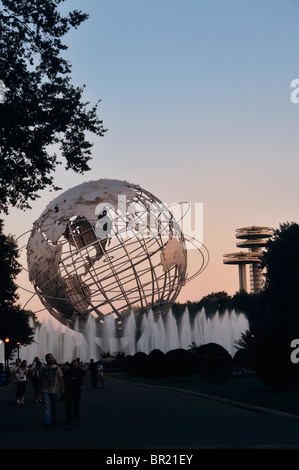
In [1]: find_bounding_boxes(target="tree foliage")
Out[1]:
[196,291,232,314]
[260,222,299,319]
[253,223,299,389]
[0,0,107,213]
[0,220,35,358]
[173,291,263,328]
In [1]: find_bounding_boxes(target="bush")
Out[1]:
[122,355,133,373]
[165,348,193,381]
[129,352,148,377]
[193,343,232,382]
[233,348,254,370]
[146,349,169,378]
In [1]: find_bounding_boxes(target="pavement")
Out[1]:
[1,372,299,454]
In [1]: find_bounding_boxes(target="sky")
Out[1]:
[3,0,299,320]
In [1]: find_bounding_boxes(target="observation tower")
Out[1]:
[223,226,273,293]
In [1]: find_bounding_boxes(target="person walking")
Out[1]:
[98,361,104,389]
[16,360,28,405]
[39,353,65,428]
[11,358,21,403]
[88,359,99,389]
[64,359,86,424]
[76,357,86,389]
[31,360,43,402]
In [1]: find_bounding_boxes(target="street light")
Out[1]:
[0,340,4,375]
[4,338,9,373]
[17,342,21,360]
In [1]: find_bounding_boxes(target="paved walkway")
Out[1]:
[1,373,299,450]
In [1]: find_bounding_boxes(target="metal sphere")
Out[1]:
[27,179,188,331]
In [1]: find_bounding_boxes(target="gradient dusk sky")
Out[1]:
[3,0,299,318]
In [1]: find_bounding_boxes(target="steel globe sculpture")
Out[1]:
[27,179,205,338]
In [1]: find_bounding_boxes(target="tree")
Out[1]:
[233,330,255,352]
[253,223,299,389]
[0,0,107,213]
[260,222,299,319]
[230,290,270,334]
[173,291,232,319]
[196,291,232,315]
[233,330,255,370]
[0,307,35,360]
[0,220,35,359]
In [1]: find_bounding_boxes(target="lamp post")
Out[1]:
[17,342,20,360]
[0,340,4,375]
[4,337,9,374]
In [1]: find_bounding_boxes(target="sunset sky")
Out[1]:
[3,0,299,320]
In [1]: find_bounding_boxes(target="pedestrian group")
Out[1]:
[10,354,105,427]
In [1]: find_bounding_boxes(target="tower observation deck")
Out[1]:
[223,226,273,293]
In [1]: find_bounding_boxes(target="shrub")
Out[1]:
[130,352,148,377]
[193,343,232,382]
[165,348,193,381]
[146,349,169,378]
[233,348,254,370]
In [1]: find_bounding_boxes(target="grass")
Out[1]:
[107,372,299,416]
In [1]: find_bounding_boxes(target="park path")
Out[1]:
[1,374,299,450]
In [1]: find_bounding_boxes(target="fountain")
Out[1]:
[18,307,249,363]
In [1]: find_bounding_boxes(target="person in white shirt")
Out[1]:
[39,353,65,427]
[16,360,28,405]
[11,358,21,403]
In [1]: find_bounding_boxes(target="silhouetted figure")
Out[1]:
[64,359,86,424]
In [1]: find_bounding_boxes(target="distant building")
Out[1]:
[223,226,273,293]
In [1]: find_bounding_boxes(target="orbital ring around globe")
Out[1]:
[17,179,209,340]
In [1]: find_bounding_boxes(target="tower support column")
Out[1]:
[238,263,247,292]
